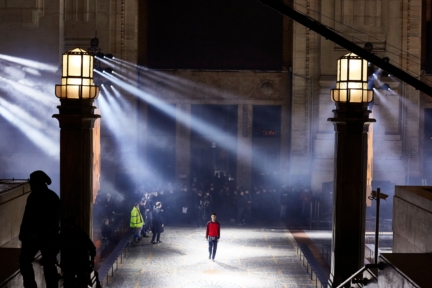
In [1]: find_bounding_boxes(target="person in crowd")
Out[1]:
[202,190,213,220]
[19,170,60,288]
[60,216,98,288]
[244,189,253,224]
[101,218,113,242]
[261,188,271,220]
[236,190,246,225]
[205,213,220,262]
[102,192,116,221]
[151,202,164,244]
[144,192,153,233]
[252,188,262,221]
[139,197,149,238]
[194,190,205,227]
[164,189,176,224]
[280,186,290,219]
[300,188,313,218]
[130,201,144,243]
[178,186,191,223]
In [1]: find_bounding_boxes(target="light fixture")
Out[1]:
[95,52,105,59]
[330,53,374,103]
[104,68,113,74]
[55,48,99,99]
[105,54,114,59]
[380,83,390,91]
[94,66,104,73]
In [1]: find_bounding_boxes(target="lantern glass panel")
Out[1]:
[67,55,83,77]
[340,59,348,81]
[363,60,368,80]
[82,55,91,78]
[348,59,362,81]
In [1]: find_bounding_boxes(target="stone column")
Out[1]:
[53,99,100,237]
[327,102,375,287]
[236,104,253,188]
[175,104,191,187]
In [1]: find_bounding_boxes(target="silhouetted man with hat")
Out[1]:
[19,170,60,288]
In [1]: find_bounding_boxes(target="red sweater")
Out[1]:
[206,221,220,239]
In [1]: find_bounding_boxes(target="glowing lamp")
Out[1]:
[330,53,373,103]
[55,48,99,99]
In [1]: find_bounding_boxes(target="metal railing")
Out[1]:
[336,263,383,288]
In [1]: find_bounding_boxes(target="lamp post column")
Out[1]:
[53,99,100,237]
[327,102,375,287]
[53,48,100,238]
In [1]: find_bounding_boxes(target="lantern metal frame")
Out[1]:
[55,48,100,99]
[330,53,373,104]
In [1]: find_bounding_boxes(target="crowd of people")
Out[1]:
[93,175,331,238]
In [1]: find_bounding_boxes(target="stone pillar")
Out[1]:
[327,102,375,287]
[236,104,253,188]
[175,104,191,187]
[53,99,100,237]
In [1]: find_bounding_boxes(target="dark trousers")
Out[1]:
[208,238,218,259]
[151,232,161,242]
[19,240,58,288]
[140,224,147,236]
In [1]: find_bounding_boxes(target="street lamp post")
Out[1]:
[53,48,100,237]
[327,53,375,287]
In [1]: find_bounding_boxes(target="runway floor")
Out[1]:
[104,221,326,288]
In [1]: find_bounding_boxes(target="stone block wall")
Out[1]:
[392,186,432,253]
[0,182,30,247]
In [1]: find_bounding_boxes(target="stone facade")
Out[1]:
[0,0,427,194]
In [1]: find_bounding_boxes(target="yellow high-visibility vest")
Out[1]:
[130,206,144,228]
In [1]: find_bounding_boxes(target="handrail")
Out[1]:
[379,257,421,288]
[336,263,383,288]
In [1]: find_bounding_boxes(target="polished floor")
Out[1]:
[104,221,323,288]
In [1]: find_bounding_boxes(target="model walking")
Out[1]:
[205,213,220,262]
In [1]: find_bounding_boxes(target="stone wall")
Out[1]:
[393,186,432,253]
[0,182,30,247]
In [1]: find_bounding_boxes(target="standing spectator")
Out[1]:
[236,190,246,225]
[101,218,113,242]
[202,190,213,220]
[151,202,164,244]
[280,186,290,219]
[143,192,153,233]
[130,202,144,243]
[300,188,313,218]
[205,213,221,262]
[19,170,60,288]
[194,191,205,227]
[178,186,191,223]
[252,188,262,221]
[102,192,116,221]
[139,197,149,238]
[165,189,176,224]
[244,189,253,224]
[261,188,271,220]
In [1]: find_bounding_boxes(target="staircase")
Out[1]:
[338,253,431,288]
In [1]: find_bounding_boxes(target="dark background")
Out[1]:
[147,0,282,70]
